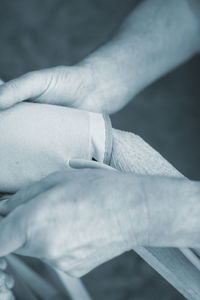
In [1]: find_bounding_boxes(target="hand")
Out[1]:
[0,65,106,113]
[0,165,200,277]
[0,54,135,114]
[0,168,140,277]
[0,258,15,300]
[0,1,199,114]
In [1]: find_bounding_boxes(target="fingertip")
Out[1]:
[69,158,82,168]
[69,159,115,171]
[0,200,9,216]
[69,159,91,169]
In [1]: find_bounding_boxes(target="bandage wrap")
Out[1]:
[0,103,113,192]
[89,113,112,164]
[110,129,181,177]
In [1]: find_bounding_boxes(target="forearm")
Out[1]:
[83,0,200,113]
[111,129,200,248]
[144,176,200,248]
[120,171,200,249]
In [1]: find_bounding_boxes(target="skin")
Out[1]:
[0,0,199,113]
[0,169,200,278]
[0,252,15,299]
[0,0,199,285]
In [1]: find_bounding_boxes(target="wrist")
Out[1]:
[80,45,136,114]
[114,174,149,249]
[142,177,200,248]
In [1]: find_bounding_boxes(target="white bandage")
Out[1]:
[89,112,112,164]
[0,103,113,192]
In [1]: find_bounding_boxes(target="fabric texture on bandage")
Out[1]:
[110,129,181,177]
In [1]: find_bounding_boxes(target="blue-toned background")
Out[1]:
[1,0,200,299]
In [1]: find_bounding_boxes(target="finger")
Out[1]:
[0,172,61,216]
[0,205,28,256]
[0,70,50,109]
[69,159,116,171]
[0,258,7,271]
[0,289,15,300]
[0,271,14,289]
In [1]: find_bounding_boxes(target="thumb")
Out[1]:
[0,205,27,256]
[69,159,116,171]
[0,70,51,109]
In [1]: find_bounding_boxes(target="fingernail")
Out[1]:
[69,159,76,167]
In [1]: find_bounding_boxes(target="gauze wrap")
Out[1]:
[0,102,112,192]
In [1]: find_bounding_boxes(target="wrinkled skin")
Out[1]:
[0,166,200,278]
[0,66,106,113]
[0,169,137,277]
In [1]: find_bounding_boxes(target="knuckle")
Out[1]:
[6,80,18,93]
[23,70,43,83]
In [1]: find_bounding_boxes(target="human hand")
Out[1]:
[0,164,200,277]
[0,55,133,114]
[0,257,15,300]
[0,168,142,277]
[0,65,106,113]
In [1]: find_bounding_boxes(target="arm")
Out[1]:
[1,128,200,272]
[71,129,200,249]
[0,0,199,113]
[1,101,199,249]
[0,168,199,278]
[83,0,200,113]
[110,129,200,248]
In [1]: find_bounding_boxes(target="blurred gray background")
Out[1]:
[1,0,200,299]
